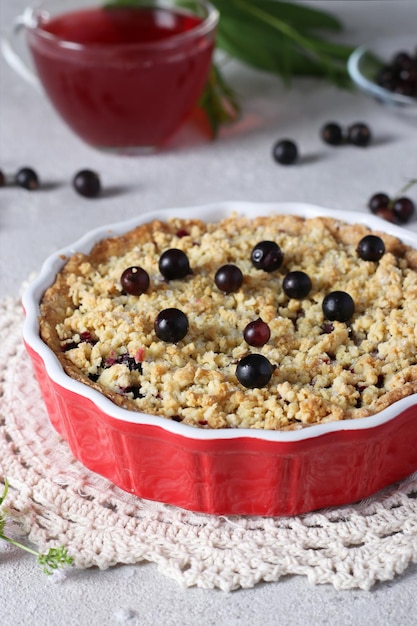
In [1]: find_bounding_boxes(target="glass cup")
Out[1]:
[2,0,218,153]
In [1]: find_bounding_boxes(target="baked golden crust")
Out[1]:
[39,214,417,430]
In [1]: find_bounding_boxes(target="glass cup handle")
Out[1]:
[1,9,42,91]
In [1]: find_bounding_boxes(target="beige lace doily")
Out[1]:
[2,295,417,592]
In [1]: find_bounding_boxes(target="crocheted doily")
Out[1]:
[2,295,417,592]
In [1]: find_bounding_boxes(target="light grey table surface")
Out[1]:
[2,1,417,624]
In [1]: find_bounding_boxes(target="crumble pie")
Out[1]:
[39,214,417,430]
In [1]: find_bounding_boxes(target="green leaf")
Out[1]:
[217,16,292,77]
[198,63,241,136]
[300,35,354,61]
[212,0,343,33]
[216,0,353,79]
[217,11,352,87]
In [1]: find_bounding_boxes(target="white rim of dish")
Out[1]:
[347,42,417,108]
[22,201,417,442]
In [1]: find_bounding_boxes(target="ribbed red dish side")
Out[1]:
[25,341,417,516]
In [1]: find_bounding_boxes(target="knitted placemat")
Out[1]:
[2,295,417,592]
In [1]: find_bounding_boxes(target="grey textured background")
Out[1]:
[2,1,417,624]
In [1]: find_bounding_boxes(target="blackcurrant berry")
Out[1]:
[376,49,417,96]
[243,319,271,347]
[375,208,397,224]
[154,308,189,343]
[368,192,390,214]
[115,353,142,372]
[251,241,283,272]
[394,81,416,96]
[392,196,415,223]
[376,66,397,91]
[356,235,385,261]
[393,51,413,70]
[73,169,101,198]
[158,249,191,280]
[121,266,150,295]
[236,354,274,389]
[347,123,371,147]
[322,291,355,323]
[214,264,243,293]
[320,122,344,146]
[272,139,298,165]
[282,271,312,299]
[15,167,39,190]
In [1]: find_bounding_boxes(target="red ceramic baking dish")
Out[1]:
[22,202,417,516]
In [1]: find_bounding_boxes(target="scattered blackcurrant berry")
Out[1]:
[392,196,415,223]
[154,308,189,343]
[322,291,355,323]
[283,271,312,299]
[243,319,271,347]
[367,185,416,225]
[73,169,101,198]
[347,123,371,147]
[159,248,191,280]
[272,139,298,165]
[251,241,283,272]
[321,122,344,146]
[356,235,385,261]
[374,207,397,223]
[214,264,243,293]
[15,167,39,190]
[236,354,274,389]
[121,266,150,295]
[368,192,390,214]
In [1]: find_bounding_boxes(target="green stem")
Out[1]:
[0,478,9,506]
[0,532,40,557]
[390,178,417,205]
[398,178,417,196]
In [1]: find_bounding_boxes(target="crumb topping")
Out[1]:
[39,214,417,430]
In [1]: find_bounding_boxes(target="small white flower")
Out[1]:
[48,568,69,583]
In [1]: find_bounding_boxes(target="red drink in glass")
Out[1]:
[26,2,217,151]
